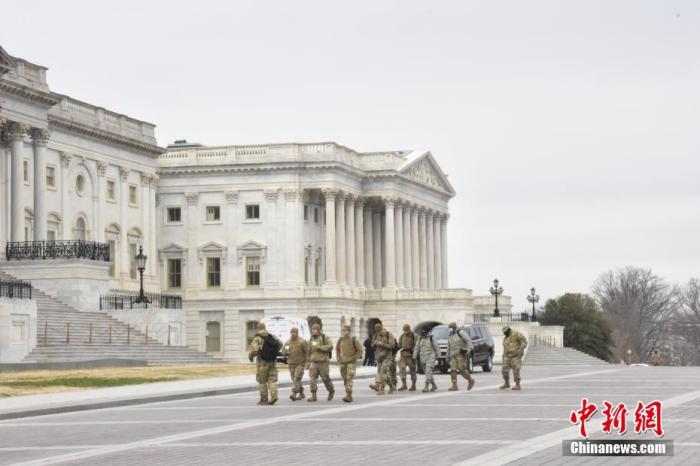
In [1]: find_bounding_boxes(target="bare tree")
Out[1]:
[592,267,679,363]
[672,278,700,365]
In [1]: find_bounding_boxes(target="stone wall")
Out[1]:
[0,297,38,362]
[105,308,186,347]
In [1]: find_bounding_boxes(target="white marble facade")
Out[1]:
[1,46,514,362]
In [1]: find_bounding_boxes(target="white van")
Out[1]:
[260,316,312,361]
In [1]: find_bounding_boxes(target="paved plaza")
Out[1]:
[1,365,699,465]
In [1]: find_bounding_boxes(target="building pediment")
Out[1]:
[236,240,267,264]
[159,242,188,264]
[197,241,228,264]
[398,151,455,196]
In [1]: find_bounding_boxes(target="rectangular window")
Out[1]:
[47,230,56,242]
[246,257,260,287]
[304,257,309,284]
[107,180,116,201]
[245,204,260,220]
[108,240,116,277]
[207,257,221,288]
[168,258,182,289]
[314,207,319,223]
[314,258,320,285]
[205,205,221,222]
[303,205,309,221]
[129,243,137,279]
[129,185,138,206]
[167,207,181,223]
[46,165,56,188]
[23,160,29,184]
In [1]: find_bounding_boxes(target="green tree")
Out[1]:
[538,293,614,361]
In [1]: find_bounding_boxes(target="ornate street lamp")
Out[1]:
[527,287,540,321]
[133,245,151,304]
[489,278,503,317]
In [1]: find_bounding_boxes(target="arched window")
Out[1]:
[75,217,86,241]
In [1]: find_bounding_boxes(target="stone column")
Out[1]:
[426,210,435,289]
[346,194,356,287]
[185,192,200,291]
[96,162,108,242]
[265,190,279,285]
[7,122,26,242]
[30,128,49,241]
[119,167,130,282]
[140,173,150,272]
[383,197,396,288]
[394,201,404,288]
[418,207,427,288]
[322,189,337,285]
[363,205,373,288]
[335,193,346,284]
[403,203,412,288]
[149,176,158,279]
[60,152,71,240]
[434,212,442,288]
[355,198,365,287]
[411,205,419,289]
[225,190,240,288]
[0,127,7,257]
[372,210,382,288]
[284,189,303,285]
[441,213,449,288]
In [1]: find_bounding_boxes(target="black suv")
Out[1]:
[417,324,494,374]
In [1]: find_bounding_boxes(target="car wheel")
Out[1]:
[482,354,493,372]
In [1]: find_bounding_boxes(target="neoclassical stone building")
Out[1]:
[2,45,530,364]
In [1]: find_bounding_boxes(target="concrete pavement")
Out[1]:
[1,365,699,465]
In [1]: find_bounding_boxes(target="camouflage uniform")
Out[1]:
[283,337,309,398]
[650,352,662,366]
[502,329,528,384]
[373,330,397,391]
[248,331,282,402]
[335,335,363,395]
[414,334,440,390]
[308,333,335,397]
[398,331,417,389]
[447,327,475,388]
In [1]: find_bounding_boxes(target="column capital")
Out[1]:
[345,192,357,204]
[382,195,398,207]
[30,127,50,146]
[118,166,130,181]
[140,172,152,186]
[282,188,299,200]
[321,187,338,201]
[440,212,450,222]
[264,189,279,201]
[356,196,366,208]
[416,205,426,215]
[335,191,348,202]
[60,151,73,168]
[4,121,28,141]
[185,192,199,205]
[97,161,108,177]
[225,190,239,204]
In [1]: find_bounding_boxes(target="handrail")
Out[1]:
[99,292,182,310]
[0,279,33,299]
[6,240,110,262]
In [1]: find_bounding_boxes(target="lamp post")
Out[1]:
[489,278,503,317]
[133,245,151,304]
[527,287,540,321]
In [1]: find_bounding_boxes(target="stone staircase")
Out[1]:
[0,269,225,365]
[524,346,610,365]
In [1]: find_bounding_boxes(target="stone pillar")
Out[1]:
[149,176,158,280]
[433,212,442,288]
[284,188,303,285]
[322,189,337,285]
[355,198,365,287]
[411,205,419,289]
[441,213,449,288]
[426,210,435,289]
[264,190,279,285]
[140,173,150,272]
[372,210,382,288]
[335,193,346,284]
[364,205,373,288]
[403,203,412,289]
[30,128,49,241]
[225,190,240,288]
[119,167,130,282]
[383,197,396,288]
[394,201,404,288]
[7,122,26,242]
[418,207,427,288]
[60,152,71,240]
[96,162,108,242]
[0,130,6,257]
[185,192,199,291]
[346,195,356,287]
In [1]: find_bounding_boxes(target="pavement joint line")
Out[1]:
[455,384,700,466]
[5,366,619,466]
[110,403,578,409]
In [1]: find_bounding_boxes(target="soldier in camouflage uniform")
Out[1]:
[307,323,335,402]
[335,324,363,402]
[248,322,283,405]
[414,327,440,392]
[447,322,476,391]
[500,326,528,391]
[369,323,397,395]
[283,327,309,401]
[397,324,417,391]
[650,350,662,366]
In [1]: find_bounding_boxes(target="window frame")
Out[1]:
[244,204,261,222]
[128,184,138,207]
[204,205,221,224]
[106,179,117,203]
[45,164,56,190]
[245,256,261,288]
[166,206,182,225]
[167,258,182,290]
[206,257,221,288]
[23,160,29,185]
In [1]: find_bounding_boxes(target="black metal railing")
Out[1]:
[99,292,182,310]
[6,240,110,262]
[472,312,532,323]
[0,279,32,299]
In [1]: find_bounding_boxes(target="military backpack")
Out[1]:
[259,333,282,362]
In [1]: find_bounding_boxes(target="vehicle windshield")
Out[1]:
[431,326,451,339]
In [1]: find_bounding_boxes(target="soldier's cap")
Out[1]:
[256,322,266,331]
[502,326,511,333]
[311,323,321,331]
[402,324,411,331]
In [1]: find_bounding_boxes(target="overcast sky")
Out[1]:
[2,0,698,311]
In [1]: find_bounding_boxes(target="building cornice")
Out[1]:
[48,114,165,156]
[0,79,60,107]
